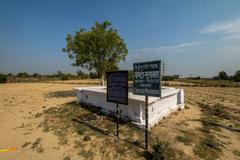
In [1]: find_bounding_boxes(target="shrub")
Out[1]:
[83,135,91,141]
[233,70,240,82]
[0,73,7,83]
[152,139,169,160]
[162,76,174,81]
[17,72,30,78]
[61,75,69,80]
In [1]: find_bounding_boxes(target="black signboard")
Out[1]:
[106,71,128,105]
[133,60,161,97]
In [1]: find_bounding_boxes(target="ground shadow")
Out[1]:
[74,102,128,124]
[72,118,111,136]
[71,102,144,149]
[45,90,75,98]
[72,117,144,149]
[189,118,240,132]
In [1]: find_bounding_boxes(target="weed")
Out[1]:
[31,138,44,153]
[151,139,168,160]
[78,149,95,159]
[132,140,141,146]
[74,140,85,148]
[199,116,221,133]
[22,142,31,148]
[41,120,50,132]
[198,103,233,120]
[63,156,71,160]
[117,147,127,157]
[83,135,91,141]
[34,112,43,118]
[193,136,222,160]
[149,138,190,160]
[31,138,41,150]
[184,105,190,109]
[36,146,44,153]
[233,149,240,157]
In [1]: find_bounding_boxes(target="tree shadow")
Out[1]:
[45,90,75,98]
[71,102,144,149]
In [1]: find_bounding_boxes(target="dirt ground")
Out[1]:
[0,82,239,160]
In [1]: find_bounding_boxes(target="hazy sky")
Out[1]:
[0,0,240,77]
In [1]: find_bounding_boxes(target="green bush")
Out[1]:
[152,139,169,160]
[233,70,240,82]
[61,75,69,80]
[162,76,174,81]
[0,73,7,83]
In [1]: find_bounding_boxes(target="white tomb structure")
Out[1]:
[74,86,184,129]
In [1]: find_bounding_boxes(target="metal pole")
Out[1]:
[116,103,119,138]
[145,96,149,150]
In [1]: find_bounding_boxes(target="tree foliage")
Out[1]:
[0,73,7,83]
[62,20,128,85]
[218,71,229,80]
[233,70,240,82]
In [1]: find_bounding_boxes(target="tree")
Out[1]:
[17,72,29,78]
[77,70,88,79]
[77,70,84,77]
[56,71,64,77]
[233,70,240,82]
[62,20,128,85]
[218,71,229,80]
[128,70,133,81]
[0,73,7,83]
[33,73,40,78]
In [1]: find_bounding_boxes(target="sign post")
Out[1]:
[145,95,148,150]
[106,71,128,138]
[133,60,161,150]
[116,103,119,137]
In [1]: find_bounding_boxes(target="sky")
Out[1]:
[0,0,240,77]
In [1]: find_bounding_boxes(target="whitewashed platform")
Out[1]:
[74,86,184,129]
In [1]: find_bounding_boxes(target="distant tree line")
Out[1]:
[0,70,100,83]
[1,70,239,83]
[212,70,240,82]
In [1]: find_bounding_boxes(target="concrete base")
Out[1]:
[74,86,184,129]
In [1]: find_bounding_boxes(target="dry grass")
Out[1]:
[0,82,239,159]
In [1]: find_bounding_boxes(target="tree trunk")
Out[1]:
[101,73,105,86]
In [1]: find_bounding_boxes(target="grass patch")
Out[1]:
[189,102,232,159]
[193,136,222,160]
[78,149,95,159]
[31,138,44,153]
[175,135,193,145]
[38,101,195,159]
[147,138,191,160]
[198,103,236,121]
[199,116,222,133]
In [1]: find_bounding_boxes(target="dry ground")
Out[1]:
[0,82,239,160]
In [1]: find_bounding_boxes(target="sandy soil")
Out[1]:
[0,83,77,160]
[0,83,239,160]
